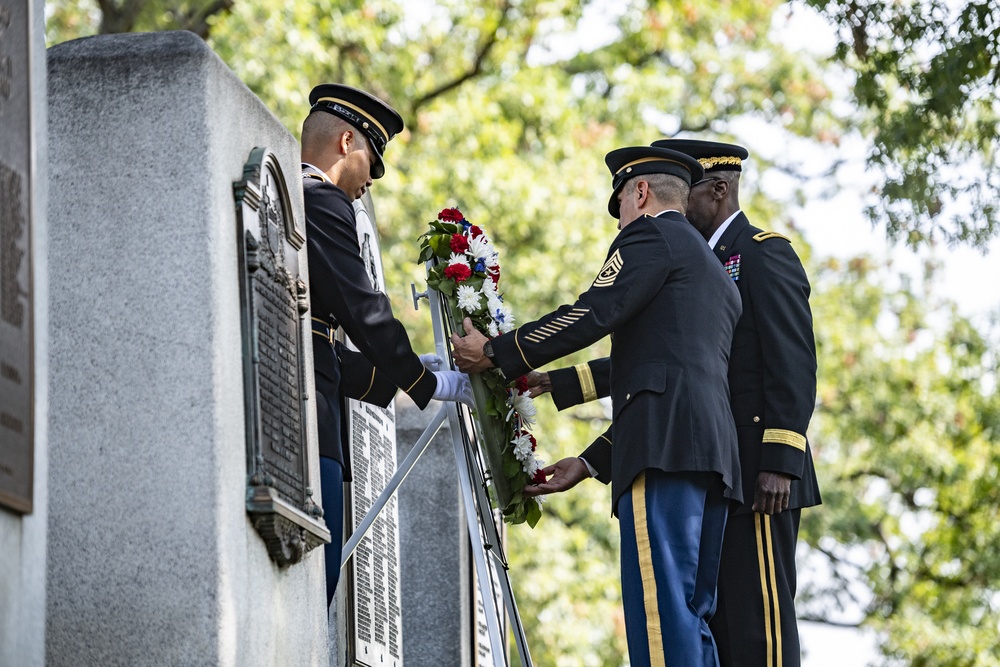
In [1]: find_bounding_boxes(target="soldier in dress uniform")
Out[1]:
[451,145,742,667]
[300,84,472,605]
[525,140,821,667]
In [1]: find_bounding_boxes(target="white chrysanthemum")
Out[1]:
[522,456,542,477]
[481,277,497,295]
[468,236,494,262]
[507,391,537,427]
[483,251,499,269]
[486,292,504,314]
[511,434,533,461]
[447,252,470,267]
[498,304,515,333]
[487,321,500,338]
[456,284,482,313]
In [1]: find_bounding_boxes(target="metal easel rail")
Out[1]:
[339,280,533,667]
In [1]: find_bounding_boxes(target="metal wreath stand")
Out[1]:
[339,274,534,667]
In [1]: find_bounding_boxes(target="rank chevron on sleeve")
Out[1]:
[593,249,624,287]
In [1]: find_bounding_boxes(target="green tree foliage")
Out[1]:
[802,256,1000,666]
[45,0,232,37]
[44,1,1000,664]
[804,0,1000,248]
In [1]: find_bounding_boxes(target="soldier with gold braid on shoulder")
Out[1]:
[452,145,742,667]
[527,140,821,667]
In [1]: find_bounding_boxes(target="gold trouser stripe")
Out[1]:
[358,367,377,401]
[755,514,774,666]
[514,331,534,370]
[762,428,806,451]
[755,514,779,667]
[575,363,598,402]
[765,515,783,666]
[633,473,666,667]
[405,367,426,394]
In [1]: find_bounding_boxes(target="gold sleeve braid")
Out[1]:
[405,367,426,393]
[575,363,598,403]
[358,367,377,401]
[762,428,806,451]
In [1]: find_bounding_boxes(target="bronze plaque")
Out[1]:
[0,0,34,514]
[345,195,404,667]
[234,147,329,565]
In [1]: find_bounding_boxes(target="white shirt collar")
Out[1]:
[301,162,331,183]
[654,209,680,217]
[707,210,741,249]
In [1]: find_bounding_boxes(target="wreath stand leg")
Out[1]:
[339,287,534,667]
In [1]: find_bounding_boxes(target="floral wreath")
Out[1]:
[418,207,544,527]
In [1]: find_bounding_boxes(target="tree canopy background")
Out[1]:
[44,1,1000,664]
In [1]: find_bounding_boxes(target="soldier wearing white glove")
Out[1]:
[418,353,443,371]
[432,370,475,407]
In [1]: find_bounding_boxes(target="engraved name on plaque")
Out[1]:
[234,147,330,565]
[0,0,35,514]
[344,195,404,667]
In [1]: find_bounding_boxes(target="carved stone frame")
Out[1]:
[233,147,329,566]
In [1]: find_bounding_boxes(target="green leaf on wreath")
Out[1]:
[503,458,520,477]
[526,500,541,528]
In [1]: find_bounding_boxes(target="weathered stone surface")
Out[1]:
[394,396,472,667]
[0,1,48,665]
[45,31,326,667]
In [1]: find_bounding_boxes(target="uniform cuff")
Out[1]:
[578,457,598,478]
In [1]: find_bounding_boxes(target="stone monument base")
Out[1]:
[45,31,327,667]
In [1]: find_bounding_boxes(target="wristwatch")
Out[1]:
[482,340,497,367]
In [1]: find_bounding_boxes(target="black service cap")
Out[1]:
[308,83,404,179]
[604,146,704,218]
[651,138,749,175]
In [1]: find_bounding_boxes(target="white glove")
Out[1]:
[432,370,475,407]
[418,353,443,371]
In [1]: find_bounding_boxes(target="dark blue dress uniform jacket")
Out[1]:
[713,213,820,513]
[303,166,436,479]
[547,213,821,512]
[490,211,743,512]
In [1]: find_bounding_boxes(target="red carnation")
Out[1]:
[531,469,547,485]
[450,233,469,253]
[438,208,464,222]
[529,434,537,451]
[515,376,530,393]
[489,266,500,285]
[469,225,484,238]
[444,263,472,282]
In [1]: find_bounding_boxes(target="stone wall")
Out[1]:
[45,31,327,667]
[0,1,48,665]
